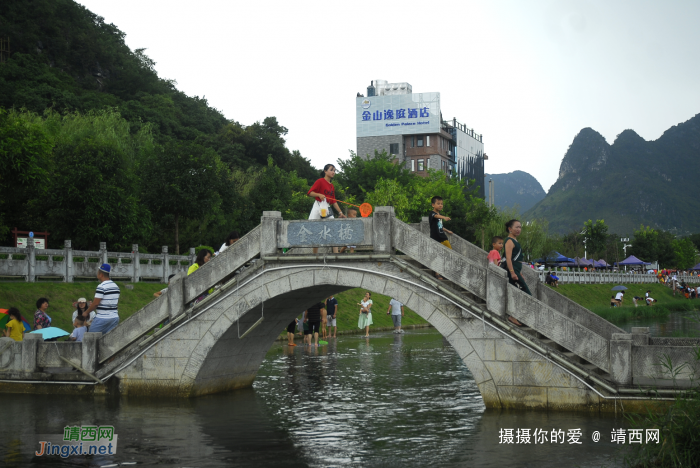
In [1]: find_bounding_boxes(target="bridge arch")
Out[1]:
[115,260,599,410]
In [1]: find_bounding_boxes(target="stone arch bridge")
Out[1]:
[1,208,698,411]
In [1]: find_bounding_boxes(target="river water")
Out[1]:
[1,328,641,467]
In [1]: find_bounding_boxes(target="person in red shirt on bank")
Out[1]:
[307,164,346,254]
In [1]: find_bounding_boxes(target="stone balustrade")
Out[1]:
[538,269,700,285]
[0,241,194,283]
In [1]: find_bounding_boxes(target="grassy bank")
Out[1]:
[555,283,698,322]
[0,281,166,334]
[0,282,427,338]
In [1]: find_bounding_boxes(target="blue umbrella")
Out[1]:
[30,327,70,340]
[611,286,628,291]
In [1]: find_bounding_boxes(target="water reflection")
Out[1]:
[0,329,633,467]
[618,310,700,337]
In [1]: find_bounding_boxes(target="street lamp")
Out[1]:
[621,238,632,272]
[580,229,587,259]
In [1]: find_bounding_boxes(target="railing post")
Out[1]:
[132,244,140,283]
[167,271,186,320]
[162,246,169,283]
[610,333,633,385]
[21,334,41,372]
[188,248,196,268]
[27,241,35,282]
[64,240,73,283]
[373,206,394,253]
[260,211,282,257]
[82,332,101,373]
[419,217,430,237]
[99,242,107,266]
[631,327,650,346]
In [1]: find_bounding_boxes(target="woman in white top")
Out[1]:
[217,231,240,255]
[72,298,95,327]
[357,291,373,337]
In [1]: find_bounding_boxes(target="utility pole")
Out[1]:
[488,178,494,207]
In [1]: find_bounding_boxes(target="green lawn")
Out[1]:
[330,289,427,331]
[555,283,699,322]
[0,281,165,335]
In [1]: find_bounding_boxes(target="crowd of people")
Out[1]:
[2,263,121,342]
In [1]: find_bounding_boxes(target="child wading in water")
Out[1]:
[307,164,346,254]
[488,236,503,266]
[429,196,453,280]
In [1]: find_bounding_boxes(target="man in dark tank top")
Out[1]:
[304,302,324,347]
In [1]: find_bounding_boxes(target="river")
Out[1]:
[1,328,645,467]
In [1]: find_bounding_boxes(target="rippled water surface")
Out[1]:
[0,328,633,467]
[618,310,700,337]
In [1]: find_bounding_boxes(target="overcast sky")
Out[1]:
[79,0,700,192]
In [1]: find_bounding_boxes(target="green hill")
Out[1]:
[484,170,546,214]
[0,0,319,253]
[524,114,700,235]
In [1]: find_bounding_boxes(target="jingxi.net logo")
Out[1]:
[35,425,118,458]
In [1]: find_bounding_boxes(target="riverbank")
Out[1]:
[0,282,428,338]
[555,283,698,322]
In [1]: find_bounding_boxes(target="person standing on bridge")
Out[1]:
[307,164,346,254]
[83,264,121,335]
[504,219,531,327]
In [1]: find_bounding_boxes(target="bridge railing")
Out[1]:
[96,225,264,364]
[538,270,700,285]
[0,241,192,282]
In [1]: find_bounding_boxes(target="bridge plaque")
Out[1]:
[286,219,365,246]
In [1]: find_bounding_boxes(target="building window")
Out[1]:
[426,136,430,147]
[411,159,415,172]
[418,159,424,171]
[426,158,429,170]
[411,136,415,148]
[417,136,423,147]
[442,160,445,171]
[389,143,399,155]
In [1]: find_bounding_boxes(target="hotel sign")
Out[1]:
[356,92,441,138]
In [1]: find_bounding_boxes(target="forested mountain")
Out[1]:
[524,114,700,235]
[0,0,490,255]
[0,0,318,252]
[483,171,546,214]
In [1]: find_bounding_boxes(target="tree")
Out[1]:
[335,150,413,202]
[465,198,498,250]
[0,109,52,239]
[629,225,675,267]
[142,140,229,254]
[364,179,410,222]
[45,138,152,250]
[672,238,697,270]
[583,219,609,259]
